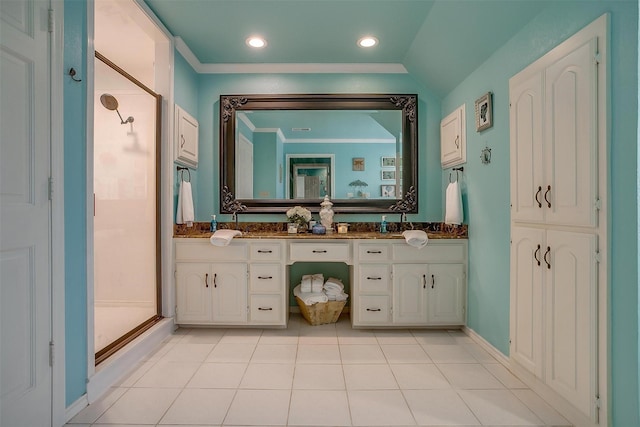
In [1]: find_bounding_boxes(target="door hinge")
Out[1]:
[594,251,601,263]
[49,341,55,366]
[594,395,601,409]
[48,9,54,33]
[594,198,602,210]
[48,177,53,200]
[594,52,601,65]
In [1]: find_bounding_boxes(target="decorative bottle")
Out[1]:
[319,195,334,231]
[210,215,217,232]
[380,215,388,233]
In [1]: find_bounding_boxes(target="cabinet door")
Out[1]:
[440,105,465,168]
[175,263,212,323]
[392,264,428,325]
[509,227,544,377]
[544,39,598,228]
[544,230,597,417]
[509,71,544,223]
[426,264,465,325]
[211,263,248,324]
[175,105,199,168]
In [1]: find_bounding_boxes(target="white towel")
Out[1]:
[300,275,313,293]
[176,179,195,226]
[293,284,329,305]
[311,273,324,293]
[323,277,345,294]
[445,180,463,225]
[402,230,429,249]
[209,229,242,247]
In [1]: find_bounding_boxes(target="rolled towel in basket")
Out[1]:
[311,273,324,293]
[300,275,313,293]
[209,229,242,247]
[402,230,429,249]
[293,284,328,305]
[324,277,344,292]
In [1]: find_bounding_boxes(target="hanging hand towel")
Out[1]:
[445,180,463,225]
[210,229,242,247]
[176,179,195,226]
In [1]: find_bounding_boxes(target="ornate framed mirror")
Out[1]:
[220,94,418,214]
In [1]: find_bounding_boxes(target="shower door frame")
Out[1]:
[93,51,163,365]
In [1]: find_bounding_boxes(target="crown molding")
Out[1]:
[175,36,408,74]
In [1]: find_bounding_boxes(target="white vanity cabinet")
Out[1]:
[352,239,467,327]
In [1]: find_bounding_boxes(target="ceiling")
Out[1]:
[143,0,550,96]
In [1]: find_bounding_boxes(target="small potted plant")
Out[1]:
[286,205,312,232]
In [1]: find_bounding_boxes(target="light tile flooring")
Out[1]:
[67,314,571,427]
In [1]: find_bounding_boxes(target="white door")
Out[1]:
[544,38,598,228]
[544,230,597,417]
[440,105,465,168]
[236,133,253,198]
[392,264,428,324]
[175,263,212,323]
[509,71,544,223]
[509,226,544,378]
[211,263,248,323]
[1,1,53,425]
[426,264,465,325]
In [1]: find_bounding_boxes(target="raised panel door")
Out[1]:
[211,263,248,324]
[175,105,199,168]
[426,264,465,325]
[440,105,465,168]
[175,263,212,323]
[392,264,428,325]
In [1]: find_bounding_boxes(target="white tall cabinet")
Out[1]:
[509,16,606,425]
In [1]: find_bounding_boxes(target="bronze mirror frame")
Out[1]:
[219,94,418,214]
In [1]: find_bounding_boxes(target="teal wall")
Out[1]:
[253,132,279,198]
[192,73,442,223]
[441,2,638,425]
[63,0,88,406]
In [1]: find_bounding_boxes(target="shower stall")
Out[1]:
[93,52,162,364]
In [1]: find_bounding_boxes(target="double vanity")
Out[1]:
[173,226,467,329]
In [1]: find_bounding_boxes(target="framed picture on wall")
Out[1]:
[381,170,396,180]
[475,92,493,132]
[352,157,365,171]
[381,156,396,167]
[381,185,396,197]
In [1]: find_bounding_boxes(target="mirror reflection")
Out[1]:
[235,110,402,200]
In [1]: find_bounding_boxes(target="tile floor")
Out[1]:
[66,314,572,426]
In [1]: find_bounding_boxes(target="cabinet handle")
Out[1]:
[258,307,273,311]
[257,250,272,253]
[544,185,551,208]
[205,273,209,288]
[258,276,273,280]
[454,135,460,149]
[180,134,185,148]
[534,244,541,266]
[431,274,435,289]
[535,186,542,208]
[422,274,427,289]
[544,246,551,269]
[213,273,217,288]
[366,250,382,254]
[366,276,382,280]
[366,308,382,312]
[312,250,327,253]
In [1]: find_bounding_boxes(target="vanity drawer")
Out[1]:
[392,242,465,262]
[250,264,282,293]
[249,294,283,324]
[358,244,390,261]
[358,264,391,294]
[289,242,350,262]
[250,242,283,261]
[357,295,391,324]
[175,240,248,261]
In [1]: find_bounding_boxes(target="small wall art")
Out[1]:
[381,156,396,167]
[352,157,365,171]
[381,170,396,180]
[381,184,396,197]
[475,92,493,132]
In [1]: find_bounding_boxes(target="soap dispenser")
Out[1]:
[210,215,217,232]
[380,215,388,233]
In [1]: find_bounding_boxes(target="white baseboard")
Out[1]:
[86,317,174,404]
[64,393,89,423]
[462,325,600,427]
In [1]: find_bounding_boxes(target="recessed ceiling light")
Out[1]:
[357,36,378,48]
[246,36,267,48]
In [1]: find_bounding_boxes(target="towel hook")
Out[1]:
[177,166,191,182]
[450,166,464,183]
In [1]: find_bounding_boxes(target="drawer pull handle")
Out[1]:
[366,308,382,312]
[258,307,273,311]
[312,250,327,253]
[205,273,209,288]
[544,185,552,208]
[366,250,382,254]
[544,246,551,269]
[367,276,382,280]
[535,186,542,208]
[257,250,273,253]
[423,274,427,289]
[213,273,217,288]
[431,274,435,289]
[534,244,541,266]
[258,276,273,280]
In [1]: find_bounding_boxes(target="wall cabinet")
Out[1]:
[174,105,199,168]
[440,104,466,168]
[509,22,604,423]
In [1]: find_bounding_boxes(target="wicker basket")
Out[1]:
[295,296,347,326]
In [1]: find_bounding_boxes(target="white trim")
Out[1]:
[173,38,407,75]
[50,1,66,425]
[86,318,174,403]
[463,326,599,427]
[64,394,89,423]
[237,112,256,132]
[283,138,395,144]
